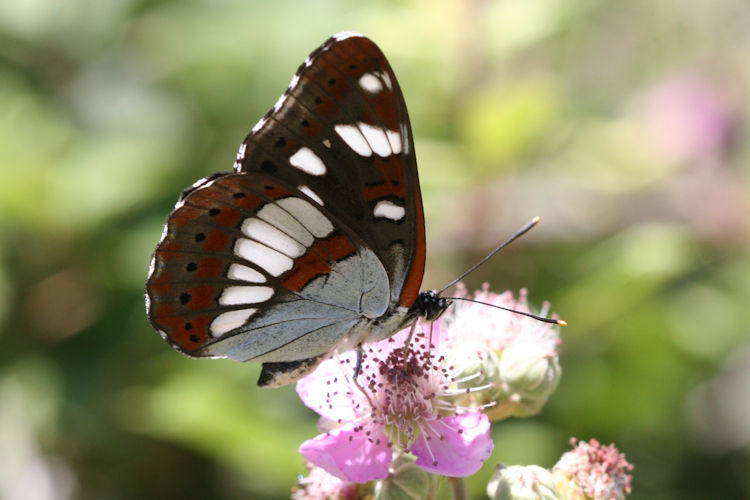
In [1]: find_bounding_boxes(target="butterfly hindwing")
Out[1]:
[146,172,393,364]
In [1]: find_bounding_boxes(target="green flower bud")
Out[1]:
[492,342,561,419]
[443,341,503,408]
[374,454,438,500]
[487,464,561,500]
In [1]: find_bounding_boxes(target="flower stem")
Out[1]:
[448,477,469,500]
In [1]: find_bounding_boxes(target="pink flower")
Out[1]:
[444,284,561,352]
[439,284,562,421]
[296,324,493,483]
[553,438,633,500]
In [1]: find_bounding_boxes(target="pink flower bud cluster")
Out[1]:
[553,438,634,500]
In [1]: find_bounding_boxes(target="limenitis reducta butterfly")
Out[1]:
[145,32,518,387]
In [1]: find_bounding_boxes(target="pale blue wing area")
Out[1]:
[201,303,357,362]
[292,247,390,317]
[201,248,391,362]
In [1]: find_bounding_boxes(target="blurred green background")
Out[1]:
[1,0,748,498]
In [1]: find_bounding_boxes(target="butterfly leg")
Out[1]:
[353,345,364,379]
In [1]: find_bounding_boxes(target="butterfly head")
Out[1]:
[413,290,452,322]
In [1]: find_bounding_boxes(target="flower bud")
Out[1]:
[552,438,633,500]
[442,341,504,408]
[375,454,438,500]
[488,341,561,420]
[487,464,561,500]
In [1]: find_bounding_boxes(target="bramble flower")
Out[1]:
[439,284,562,421]
[443,284,561,351]
[292,462,364,500]
[296,323,493,483]
[486,464,561,500]
[552,438,633,500]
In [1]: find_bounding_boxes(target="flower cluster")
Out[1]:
[292,284,633,500]
[485,438,633,500]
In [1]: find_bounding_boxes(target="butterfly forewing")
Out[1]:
[237,33,425,308]
[146,33,426,384]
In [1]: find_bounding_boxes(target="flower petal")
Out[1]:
[411,412,493,477]
[296,352,364,422]
[299,423,391,483]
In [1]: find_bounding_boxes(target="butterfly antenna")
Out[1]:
[438,216,541,294]
[448,297,567,326]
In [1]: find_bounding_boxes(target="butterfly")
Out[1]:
[145,32,451,388]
